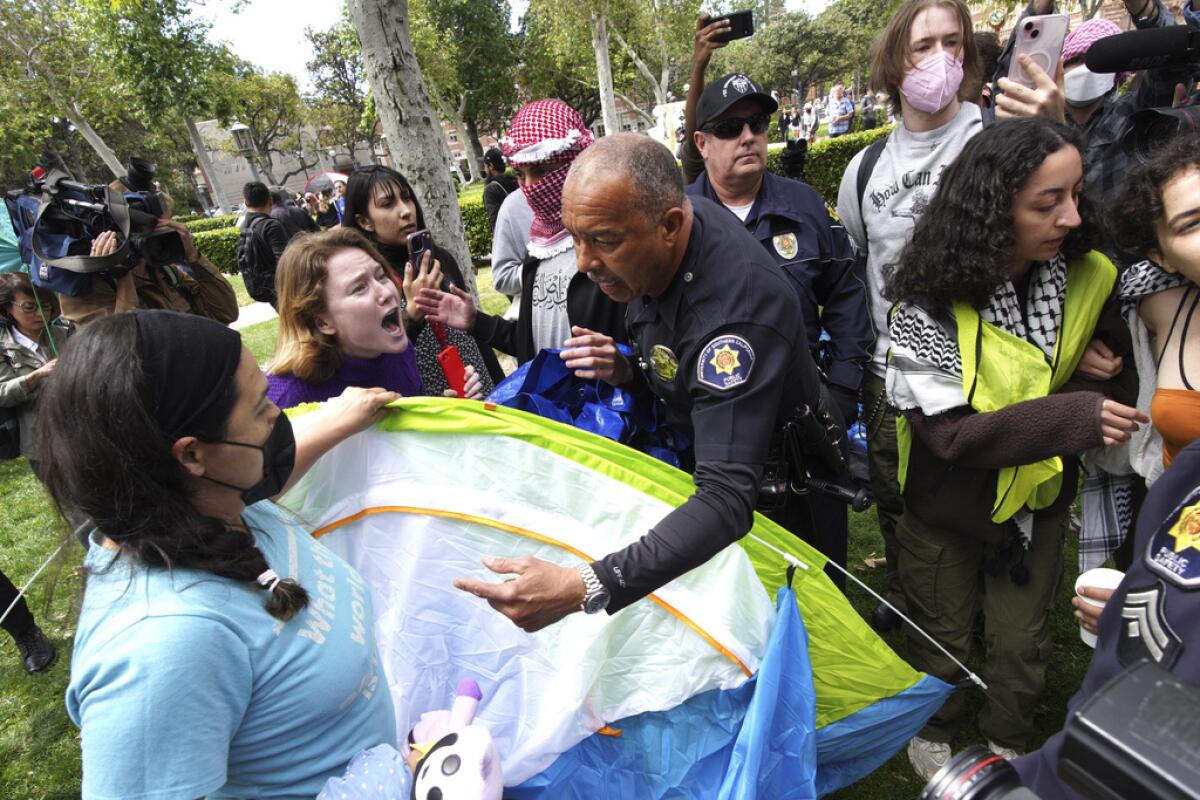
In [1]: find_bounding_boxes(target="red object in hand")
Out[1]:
[438,345,467,397]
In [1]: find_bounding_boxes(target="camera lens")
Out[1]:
[918,746,1036,800]
[1030,28,1040,38]
[1024,20,1033,30]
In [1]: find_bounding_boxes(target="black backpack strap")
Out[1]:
[980,103,997,128]
[855,134,889,225]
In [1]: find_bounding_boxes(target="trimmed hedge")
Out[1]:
[766,125,893,204]
[460,199,491,263]
[193,227,240,274]
[186,214,239,233]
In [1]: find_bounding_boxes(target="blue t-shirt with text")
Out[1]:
[67,501,396,800]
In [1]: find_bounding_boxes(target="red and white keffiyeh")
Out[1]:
[500,100,594,257]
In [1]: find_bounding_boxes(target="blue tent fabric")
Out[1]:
[813,674,953,796]
[718,582,818,800]
[487,347,688,467]
[510,583,821,799]
[508,577,952,799]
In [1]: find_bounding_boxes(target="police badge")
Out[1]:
[649,345,678,382]
[773,233,798,260]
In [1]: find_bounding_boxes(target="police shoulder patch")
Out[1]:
[1146,493,1200,589]
[697,334,755,391]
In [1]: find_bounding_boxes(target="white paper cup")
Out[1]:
[1074,567,1124,648]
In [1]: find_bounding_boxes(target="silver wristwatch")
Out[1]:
[575,563,611,614]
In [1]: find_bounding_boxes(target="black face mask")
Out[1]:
[201,413,296,505]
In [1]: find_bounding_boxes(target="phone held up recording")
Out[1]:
[408,228,468,397]
[1007,14,1069,90]
[710,9,754,43]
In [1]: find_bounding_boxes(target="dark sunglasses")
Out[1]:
[701,113,770,140]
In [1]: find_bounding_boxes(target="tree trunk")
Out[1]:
[347,0,478,292]
[463,116,486,184]
[185,118,231,214]
[611,28,667,108]
[430,89,478,184]
[590,11,620,137]
[61,102,124,179]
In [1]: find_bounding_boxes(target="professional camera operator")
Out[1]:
[57,161,238,326]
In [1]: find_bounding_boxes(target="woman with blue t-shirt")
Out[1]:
[39,309,400,799]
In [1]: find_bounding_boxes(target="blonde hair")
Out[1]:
[869,0,980,115]
[269,227,398,383]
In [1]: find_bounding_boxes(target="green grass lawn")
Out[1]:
[0,271,1099,797]
[227,273,256,308]
[458,180,486,205]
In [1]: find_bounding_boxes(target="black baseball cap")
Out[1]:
[696,74,778,130]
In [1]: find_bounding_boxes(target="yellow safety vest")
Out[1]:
[896,251,1118,523]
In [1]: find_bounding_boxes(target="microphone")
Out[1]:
[1084,25,1200,73]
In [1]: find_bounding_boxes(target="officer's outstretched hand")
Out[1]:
[560,326,632,384]
[454,555,587,632]
[413,286,477,331]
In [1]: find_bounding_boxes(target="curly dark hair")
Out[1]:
[1110,132,1200,262]
[884,118,1097,309]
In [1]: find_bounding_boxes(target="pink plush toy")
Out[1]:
[408,678,503,800]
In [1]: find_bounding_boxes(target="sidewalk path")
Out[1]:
[231,301,278,331]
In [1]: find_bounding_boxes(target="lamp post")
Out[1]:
[791,68,800,107]
[230,122,261,183]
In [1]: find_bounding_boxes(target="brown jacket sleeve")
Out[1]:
[184,254,239,325]
[907,391,1107,470]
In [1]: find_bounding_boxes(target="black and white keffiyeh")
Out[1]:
[1119,259,1190,316]
[887,256,1069,415]
[981,254,1067,362]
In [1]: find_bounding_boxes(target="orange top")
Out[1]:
[1151,387,1200,467]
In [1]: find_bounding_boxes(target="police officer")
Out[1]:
[452,133,830,631]
[1012,437,1200,798]
[682,70,871,585]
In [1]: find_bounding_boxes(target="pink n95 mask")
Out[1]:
[901,51,965,114]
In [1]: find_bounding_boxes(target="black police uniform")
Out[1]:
[1012,438,1200,798]
[686,171,869,585]
[687,170,871,405]
[590,197,827,613]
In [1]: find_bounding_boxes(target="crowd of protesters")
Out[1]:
[2,0,1199,796]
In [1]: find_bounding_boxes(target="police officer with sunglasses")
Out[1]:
[679,66,873,587]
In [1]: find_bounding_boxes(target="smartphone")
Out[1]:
[407,229,433,271]
[1007,14,1069,90]
[709,10,754,43]
[438,345,467,398]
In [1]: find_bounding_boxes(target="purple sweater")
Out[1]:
[267,348,424,408]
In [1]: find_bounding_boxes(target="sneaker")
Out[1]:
[987,740,1022,760]
[13,627,57,674]
[907,735,951,782]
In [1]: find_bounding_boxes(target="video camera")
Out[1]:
[1083,25,1200,164]
[3,158,185,295]
[917,659,1200,800]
